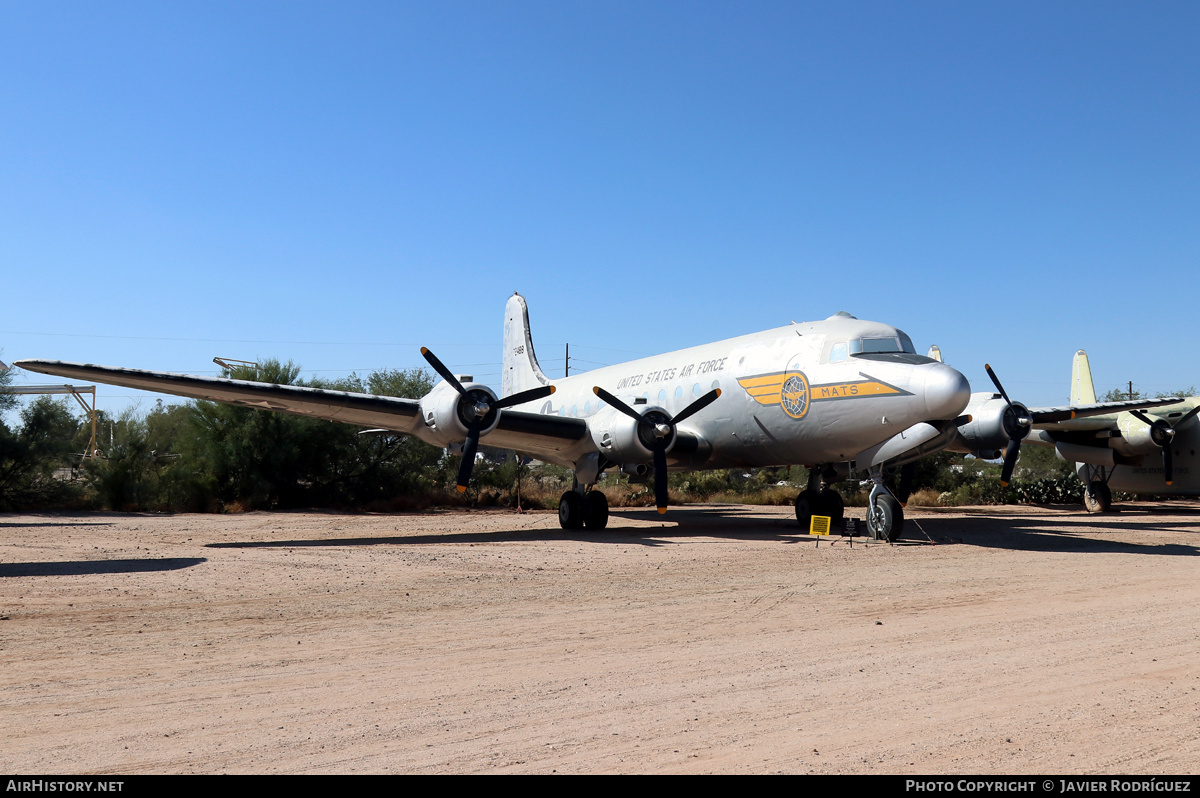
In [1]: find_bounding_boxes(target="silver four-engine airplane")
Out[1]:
[20,294,1182,539]
[19,293,982,541]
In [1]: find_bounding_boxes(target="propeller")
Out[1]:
[985,364,1035,487]
[593,385,721,514]
[421,347,555,492]
[1129,405,1200,486]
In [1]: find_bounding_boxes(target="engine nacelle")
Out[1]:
[1113,414,1167,458]
[947,394,1010,459]
[415,380,501,448]
[589,405,676,465]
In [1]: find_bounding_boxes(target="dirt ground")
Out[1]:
[1,501,1198,774]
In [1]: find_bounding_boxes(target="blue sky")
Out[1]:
[2,1,1197,419]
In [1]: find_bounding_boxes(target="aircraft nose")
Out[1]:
[923,364,971,420]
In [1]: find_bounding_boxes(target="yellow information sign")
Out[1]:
[809,515,831,536]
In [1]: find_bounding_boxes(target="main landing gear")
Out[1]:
[796,464,904,542]
[1080,465,1112,514]
[559,487,609,530]
[794,467,844,532]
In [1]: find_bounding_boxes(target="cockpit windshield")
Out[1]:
[849,333,916,355]
[824,330,921,364]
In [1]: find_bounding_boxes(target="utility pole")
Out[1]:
[565,343,570,377]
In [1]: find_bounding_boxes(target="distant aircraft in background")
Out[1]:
[880,347,1180,502]
[1014,350,1200,512]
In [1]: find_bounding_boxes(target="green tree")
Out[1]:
[0,361,16,416]
[181,360,445,510]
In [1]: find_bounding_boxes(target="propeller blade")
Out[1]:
[1164,444,1174,485]
[421,347,466,396]
[652,442,669,514]
[593,386,643,423]
[671,388,721,425]
[1000,438,1021,487]
[492,384,555,410]
[1176,405,1200,428]
[984,364,1013,406]
[455,418,482,493]
[1130,409,1154,426]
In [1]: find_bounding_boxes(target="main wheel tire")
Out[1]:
[795,489,819,531]
[583,490,609,530]
[866,494,904,542]
[818,488,845,529]
[1083,480,1112,514]
[559,490,584,530]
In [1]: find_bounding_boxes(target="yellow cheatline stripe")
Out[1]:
[811,380,901,400]
[737,374,787,389]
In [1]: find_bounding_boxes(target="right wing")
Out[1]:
[1029,396,1185,430]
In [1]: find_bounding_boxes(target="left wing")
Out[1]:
[16,360,427,433]
[15,359,592,460]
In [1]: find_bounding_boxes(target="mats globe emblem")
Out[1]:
[780,372,810,419]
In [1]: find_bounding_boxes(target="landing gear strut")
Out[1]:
[1080,465,1113,514]
[865,466,904,542]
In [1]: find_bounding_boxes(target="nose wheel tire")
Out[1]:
[559,491,584,530]
[866,494,904,542]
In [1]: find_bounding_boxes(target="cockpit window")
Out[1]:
[849,334,916,355]
[828,341,848,363]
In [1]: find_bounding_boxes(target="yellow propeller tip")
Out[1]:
[420,346,429,354]
[548,385,556,394]
[456,485,467,493]
[1000,481,1009,488]
[592,386,601,395]
[657,507,667,514]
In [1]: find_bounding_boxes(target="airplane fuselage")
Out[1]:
[499,313,971,472]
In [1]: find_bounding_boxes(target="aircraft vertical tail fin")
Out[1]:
[1071,349,1097,406]
[502,293,552,398]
